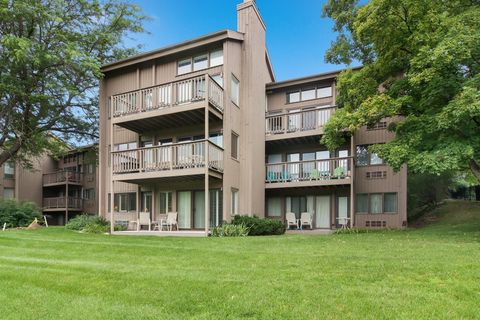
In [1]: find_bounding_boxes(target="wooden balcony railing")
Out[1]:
[111,74,224,118]
[43,171,82,185]
[266,157,352,183]
[43,197,83,209]
[265,107,335,135]
[112,140,224,175]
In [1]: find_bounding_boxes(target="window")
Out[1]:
[193,54,208,71]
[301,88,316,101]
[209,49,223,67]
[286,85,333,103]
[370,194,383,214]
[231,131,239,159]
[4,162,14,179]
[267,154,282,164]
[158,191,173,214]
[177,58,192,75]
[356,194,369,213]
[83,189,95,200]
[231,189,238,215]
[267,197,282,217]
[209,133,223,148]
[114,192,136,212]
[317,86,333,98]
[287,91,300,103]
[114,142,137,151]
[177,49,223,75]
[370,152,383,165]
[384,193,397,213]
[356,145,384,166]
[357,193,398,214]
[211,74,223,87]
[231,74,239,106]
[367,121,388,130]
[86,163,95,174]
[3,187,14,199]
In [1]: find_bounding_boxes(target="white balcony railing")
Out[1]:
[266,157,352,183]
[111,74,224,118]
[112,140,224,175]
[265,107,335,135]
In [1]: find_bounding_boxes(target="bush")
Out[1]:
[211,223,249,237]
[66,214,109,233]
[114,224,128,231]
[0,199,42,228]
[82,223,109,234]
[232,215,285,236]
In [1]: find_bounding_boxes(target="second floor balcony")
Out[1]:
[265,106,335,140]
[112,140,224,182]
[111,74,224,132]
[43,197,83,211]
[265,157,352,188]
[43,171,82,186]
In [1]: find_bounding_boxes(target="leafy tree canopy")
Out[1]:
[0,0,146,168]
[321,0,480,180]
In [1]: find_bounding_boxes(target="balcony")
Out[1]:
[43,197,83,211]
[112,140,224,183]
[111,74,224,132]
[265,106,335,141]
[265,157,352,188]
[43,171,82,186]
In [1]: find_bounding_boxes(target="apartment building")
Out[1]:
[98,0,407,232]
[0,144,99,226]
[42,145,99,225]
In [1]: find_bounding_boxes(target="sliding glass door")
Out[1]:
[315,195,330,228]
[177,191,191,229]
[193,191,205,229]
[177,190,221,229]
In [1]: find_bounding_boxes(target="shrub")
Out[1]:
[82,223,109,234]
[0,199,42,228]
[66,214,109,233]
[114,224,128,231]
[232,215,285,236]
[211,223,249,237]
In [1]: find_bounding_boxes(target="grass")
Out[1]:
[0,200,479,319]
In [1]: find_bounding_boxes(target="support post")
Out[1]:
[204,86,210,236]
[65,180,69,224]
[110,124,115,234]
[350,135,355,228]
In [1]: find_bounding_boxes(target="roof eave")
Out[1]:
[101,29,244,73]
[266,66,362,90]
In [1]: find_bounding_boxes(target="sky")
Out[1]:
[126,0,357,81]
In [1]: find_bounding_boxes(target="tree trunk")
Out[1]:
[0,140,22,168]
[470,159,480,182]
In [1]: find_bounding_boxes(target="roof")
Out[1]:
[266,66,362,90]
[101,29,244,72]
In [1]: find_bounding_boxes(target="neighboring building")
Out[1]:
[0,144,99,226]
[42,145,99,225]
[98,0,407,231]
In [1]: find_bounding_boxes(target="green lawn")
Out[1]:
[1,201,479,320]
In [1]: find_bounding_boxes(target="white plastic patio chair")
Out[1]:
[286,212,299,230]
[161,212,178,231]
[300,212,313,230]
[137,211,152,231]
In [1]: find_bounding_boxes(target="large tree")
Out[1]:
[321,0,480,180]
[0,0,145,167]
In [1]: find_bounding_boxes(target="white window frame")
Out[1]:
[177,58,192,75]
[231,74,240,106]
[231,189,239,215]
